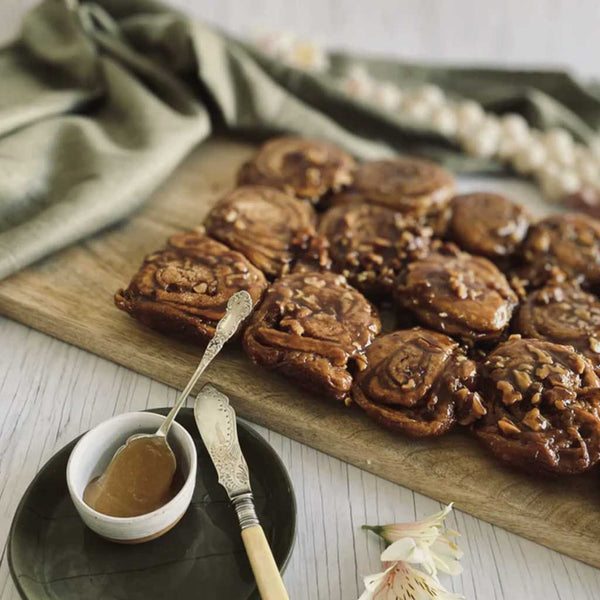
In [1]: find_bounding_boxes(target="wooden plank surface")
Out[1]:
[0,137,599,570]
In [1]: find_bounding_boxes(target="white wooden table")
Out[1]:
[1,2,600,598]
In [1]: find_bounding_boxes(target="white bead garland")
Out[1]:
[512,140,547,175]
[372,81,403,111]
[462,117,501,158]
[339,65,375,99]
[252,33,600,203]
[454,100,486,138]
[430,105,458,136]
[501,113,530,144]
[401,97,433,122]
[410,84,446,107]
[542,128,576,167]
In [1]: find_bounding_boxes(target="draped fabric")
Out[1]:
[1,0,599,280]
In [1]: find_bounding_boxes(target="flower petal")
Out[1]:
[390,562,465,600]
[381,538,428,564]
[358,565,395,599]
[430,536,464,576]
[364,504,456,545]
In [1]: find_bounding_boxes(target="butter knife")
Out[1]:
[194,384,289,600]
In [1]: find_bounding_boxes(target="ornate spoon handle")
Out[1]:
[156,290,253,438]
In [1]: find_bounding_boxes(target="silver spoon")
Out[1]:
[153,290,254,440]
[87,291,254,511]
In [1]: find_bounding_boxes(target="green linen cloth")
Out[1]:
[1,0,599,280]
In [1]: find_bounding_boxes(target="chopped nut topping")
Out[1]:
[193,282,208,294]
[305,167,322,185]
[497,380,521,405]
[234,261,249,273]
[224,210,237,223]
[354,353,368,371]
[401,379,416,390]
[373,237,393,248]
[304,276,326,288]
[449,274,469,300]
[535,365,552,379]
[571,354,586,374]
[528,345,553,364]
[367,253,384,265]
[295,307,312,319]
[280,318,304,336]
[513,370,532,391]
[522,408,549,432]
[498,417,521,436]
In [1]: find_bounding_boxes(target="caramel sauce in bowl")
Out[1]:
[67,412,197,543]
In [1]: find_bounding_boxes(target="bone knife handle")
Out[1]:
[241,524,289,600]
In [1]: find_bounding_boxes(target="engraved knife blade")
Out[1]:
[194,384,252,499]
[194,384,259,530]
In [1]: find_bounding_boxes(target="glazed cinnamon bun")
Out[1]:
[205,185,317,278]
[352,328,485,437]
[115,230,268,344]
[518,213,600,289]
[474,336,600,475]
[237,137,355,204]
[445,192,530,261]
[394,243,518,343]
[319,203,433,299]
[329,157,455,226]
[515,282,600,375]
[243,271,380,402]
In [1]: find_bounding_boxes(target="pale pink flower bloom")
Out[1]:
[363,504,463,583]
[358,561,464,600]
[253,31,295,59]
[282,41,330,72]
[360,504,463,600]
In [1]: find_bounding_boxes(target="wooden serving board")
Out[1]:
[1,137,599,569]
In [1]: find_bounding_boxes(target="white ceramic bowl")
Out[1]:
[66,412,197,543]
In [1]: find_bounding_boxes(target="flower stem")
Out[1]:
[362,524,384,536]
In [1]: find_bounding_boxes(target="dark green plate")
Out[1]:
[8,408,296,600]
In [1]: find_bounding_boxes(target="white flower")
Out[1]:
[253,31,329,72]
[282,40,329,72]
[253,31,295,59]
[363,504,463,578]
[359,561,464,600]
